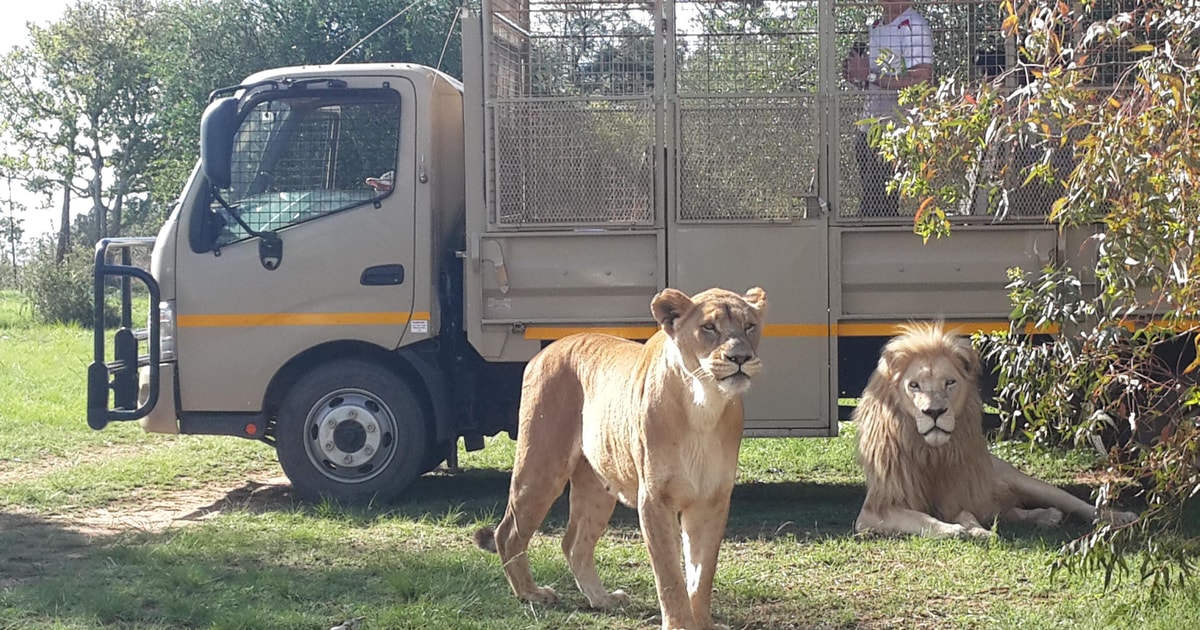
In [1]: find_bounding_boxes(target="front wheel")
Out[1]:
[276,359,427,504]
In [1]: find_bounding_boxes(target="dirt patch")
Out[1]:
[3,440,295,537]
[0,443,157,486]
[19,473,295,538]
[1,471,295,592]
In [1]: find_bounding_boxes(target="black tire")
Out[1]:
[276,359,428,504]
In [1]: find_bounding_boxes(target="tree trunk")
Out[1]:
[111,194,124,238]
[91,133,106,244]
[55,180,71,263]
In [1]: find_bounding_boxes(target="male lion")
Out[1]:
[853,322,1137,538]
[475,286,767,630]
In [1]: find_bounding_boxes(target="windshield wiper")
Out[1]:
[210,189,283,271]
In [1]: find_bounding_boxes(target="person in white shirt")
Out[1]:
[843,1,934,217]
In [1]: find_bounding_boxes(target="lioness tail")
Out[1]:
[472,526,498,553]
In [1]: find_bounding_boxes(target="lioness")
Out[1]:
[853,322,1138,538]
[475,287,767,630]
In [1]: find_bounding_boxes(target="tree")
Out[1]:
[0,0,165,254]
[1,175,26,288]
[879,0,1200,589]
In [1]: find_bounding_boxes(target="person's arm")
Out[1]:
[845,51,871,86]
[876,63,932,90]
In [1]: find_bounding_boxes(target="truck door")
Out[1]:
[466,1,834,432]
[175,77,418,414]
[665,2,833,436]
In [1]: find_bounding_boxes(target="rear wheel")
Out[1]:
[276,359,427,504]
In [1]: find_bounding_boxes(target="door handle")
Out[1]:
[360,264,405,286]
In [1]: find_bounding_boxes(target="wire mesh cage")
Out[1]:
[676,94,818,222]
[672,1,820,222]
[487,0,656,226]
[492,99,655,224]
[481,0,1148,227]
[834,0,1146,221]
[833,0,1007,219]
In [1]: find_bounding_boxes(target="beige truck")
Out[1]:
[87,0,1095,503]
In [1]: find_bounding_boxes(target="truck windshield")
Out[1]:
[211,89,401,246]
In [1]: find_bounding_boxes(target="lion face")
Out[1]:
[651,287,768,396]
[897,353,965,447]
[876,323,980,448]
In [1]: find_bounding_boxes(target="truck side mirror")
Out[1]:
[200,97,238,190]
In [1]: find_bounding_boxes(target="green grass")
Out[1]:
[0,289,30,328]
[1,294,1198,629]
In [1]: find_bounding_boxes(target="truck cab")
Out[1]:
[91,64,527,503]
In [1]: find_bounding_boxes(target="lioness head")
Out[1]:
[651,287,768,396]
[876,323,980,447]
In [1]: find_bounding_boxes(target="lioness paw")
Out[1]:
[520,585,559,605]
[587,589,630,609]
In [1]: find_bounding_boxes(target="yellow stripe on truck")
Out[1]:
[834,321,1058,336]
[522,321,1058,341]
[174,313,1053,337]
[522,326,660,341]
[177,312,431,328]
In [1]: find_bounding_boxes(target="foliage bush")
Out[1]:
[879,0,1200,590]
[0,260,19,291]
[19,236,114,327]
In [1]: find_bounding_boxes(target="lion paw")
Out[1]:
[587,589,630,609]
[1099,509,1138,527]
[928,523,965,538]
[520,585,559,605]
[1032,507,1064,528]
[965,526,996,539]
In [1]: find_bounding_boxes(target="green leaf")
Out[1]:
[1049,196,1069,220]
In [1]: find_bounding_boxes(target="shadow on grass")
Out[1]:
[0,511,96,588]
[391,469,1107,549]
[171,467,1130,549]
[0,499,667,629]
[0,507,536,629]
[385,469,868,541]
[0,480,859,630]
[0,471,1183,630]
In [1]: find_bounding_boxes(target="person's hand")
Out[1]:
[843,52,870,84]
[366,170,394,192]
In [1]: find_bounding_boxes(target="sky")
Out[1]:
[1,4,70,50]
[2,2,76,242]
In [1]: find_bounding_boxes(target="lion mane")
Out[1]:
[854,323,1002,529]
[853,322,1138,538]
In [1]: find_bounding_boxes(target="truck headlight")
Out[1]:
[159,300,177,362]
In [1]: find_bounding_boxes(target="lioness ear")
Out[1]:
[651,288,694,338]
[743,287,768,321]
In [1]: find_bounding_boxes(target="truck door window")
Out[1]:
[196,89,401,250]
